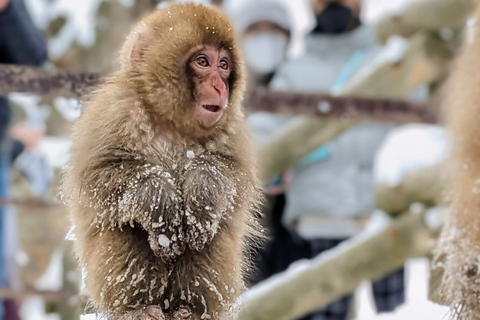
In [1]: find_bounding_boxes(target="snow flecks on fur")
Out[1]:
[77,144,249,318]
[65,5,263,319]
[435,219,480,319]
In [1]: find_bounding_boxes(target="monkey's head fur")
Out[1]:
[115,3,245,140]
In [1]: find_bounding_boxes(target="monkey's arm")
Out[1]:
[181,153,240,251]
[80,149,186,262]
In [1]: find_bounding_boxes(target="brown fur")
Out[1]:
[62,4,262,319]
[434,3,480,318]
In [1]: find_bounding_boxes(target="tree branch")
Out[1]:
[0,64,436,124]
[238,208,441,320]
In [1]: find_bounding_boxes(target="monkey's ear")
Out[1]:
[130,31,151,70]
[123,21,153,71]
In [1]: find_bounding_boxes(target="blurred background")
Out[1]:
[0,0,468,319]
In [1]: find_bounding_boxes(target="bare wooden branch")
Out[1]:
[0,288,78,302]
[0,198,59,208]
[0,64,436,124]
[245,87,435,124]
[0,64,101,98]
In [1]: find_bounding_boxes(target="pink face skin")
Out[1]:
[190,46,231,129]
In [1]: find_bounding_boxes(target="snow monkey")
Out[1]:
[63,3,262,320]
[434,2,480,319]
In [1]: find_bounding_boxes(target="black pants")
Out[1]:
[301,238,405,320]
[248,194,310,285]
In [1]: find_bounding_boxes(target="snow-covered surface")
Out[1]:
[239,220,396,304]
[37,136,72,168]
[362,0,413,23]
[34,249,64,291]
[20,297,60,320]
[239,214,451,320]
[355,258,450,320]
[374,124,450,187]
[25,0,105,59]
[53,97,82,122]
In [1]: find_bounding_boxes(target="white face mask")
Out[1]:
[243,32,288,75]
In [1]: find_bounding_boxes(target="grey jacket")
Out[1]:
[269,25,394,238]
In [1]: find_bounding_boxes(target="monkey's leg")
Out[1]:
[79,226,170,317]
[170,228,244,320]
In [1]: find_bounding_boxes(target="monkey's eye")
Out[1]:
[219,59,229,70]
[196,56,209,67]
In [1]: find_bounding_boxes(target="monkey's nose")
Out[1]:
[211,76,227,97]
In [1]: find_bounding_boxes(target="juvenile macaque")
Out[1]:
[63,4,262,320]
[435,2,480,319]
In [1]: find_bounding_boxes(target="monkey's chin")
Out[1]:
[196,105,224,129]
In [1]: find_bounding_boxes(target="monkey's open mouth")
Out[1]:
[202,104,221,113]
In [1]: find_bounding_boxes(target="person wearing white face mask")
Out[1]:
[233,0,291,87]
[229,0,312,288]
[269,1,407,319]
[242,28,289,84]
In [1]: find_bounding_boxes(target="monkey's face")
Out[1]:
[189,46,231,129]
[121,3,246,138]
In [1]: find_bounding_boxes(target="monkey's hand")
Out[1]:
[147,219,186,263]
[81,152,187,263]
[182,157,237,251]
[144,173,187,263]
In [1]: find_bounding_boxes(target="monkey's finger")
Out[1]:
[187,227,215,251]
[170,306,195,320]
[142,306,166,320]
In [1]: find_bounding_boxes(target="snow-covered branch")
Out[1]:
[237,207,443,320]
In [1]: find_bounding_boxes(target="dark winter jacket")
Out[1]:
[0,0,47,156]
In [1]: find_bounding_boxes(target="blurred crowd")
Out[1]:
[0,0,451,319]
[228,1,408,319]
[0,0,48,318]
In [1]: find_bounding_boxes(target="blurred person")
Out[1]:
[229,0,311,286]
[235,0,291,87]
[270,0,404,319]
[0,0,47,318]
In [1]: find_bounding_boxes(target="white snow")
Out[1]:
[158,234,171,247]
[374,124,450,187]
[25,0,105,59]
[378,36,409,64]
[34,249,64,291]
[355,259,450,320]
[53,97,82,122]
[20,297,61,320]
[37,137,72,168]
[16,1,453,319]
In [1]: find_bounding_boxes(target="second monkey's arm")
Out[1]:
[181,152,239,251]
[80,148,187,262]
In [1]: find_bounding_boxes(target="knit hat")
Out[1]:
[232,0,291,33]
